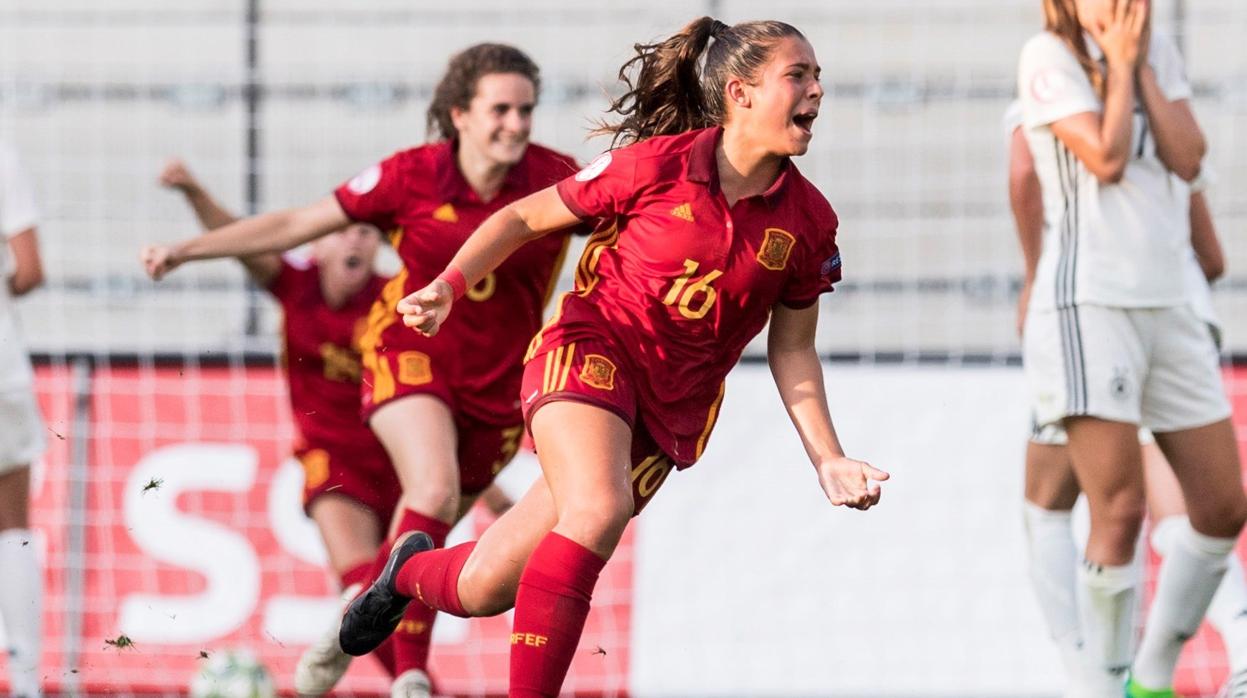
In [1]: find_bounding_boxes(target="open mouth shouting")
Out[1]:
[792,109,818,137]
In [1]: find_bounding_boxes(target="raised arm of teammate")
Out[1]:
[158,159,237,230]
[156,158,283,285]
[396,185,575,336]
[767,302,887,510]
[141,194,349,281]
[1047,0,1147,183]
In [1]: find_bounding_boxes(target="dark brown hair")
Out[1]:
[1043,0,1105,98]
[426,43,541,141]
[597,17,805,147]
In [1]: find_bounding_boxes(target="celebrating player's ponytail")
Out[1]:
[1042,0,1106,98]
[597,17,805,147]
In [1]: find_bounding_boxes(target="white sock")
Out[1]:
[1154,516,1247,674]
[1077,559,1137,692]
[1133,519,1235,690]
[0,529,43,698]
[1023,502,1083,677]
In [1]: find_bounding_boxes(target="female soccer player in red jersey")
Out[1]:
[337,17,888,697]
[142,44,581,698]
[156,158,407,682]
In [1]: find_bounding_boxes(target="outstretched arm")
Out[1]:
[141,195,349,281]
[158,159,281,285]
[767,302,888,510]
[159,159,238,230]
[398,185,579,335]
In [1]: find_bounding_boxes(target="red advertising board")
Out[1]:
[4,365,631,697]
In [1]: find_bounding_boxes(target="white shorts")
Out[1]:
[0,386,44,474]
[1024,304,1230,433]
[1029,418,1154,447]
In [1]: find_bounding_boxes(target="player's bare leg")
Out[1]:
[371,395,461,529]
[295,495,385,695]
[1132,421,1247,693]
[1022,440,1084,684]
[340,401,632,697]
[502,401,633,697]
[369,395,465,696]
[0,466,41,698]
[313,495,384,578]
[1143,440,1247,692]
[1065,417,1145,693]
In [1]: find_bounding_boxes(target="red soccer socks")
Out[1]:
[394,541,475,618]
[391,510,452,675]
[509,533,607,697]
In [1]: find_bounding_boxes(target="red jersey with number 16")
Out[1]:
[538,126,843,467]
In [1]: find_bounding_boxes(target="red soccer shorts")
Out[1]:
[521,338,674,515]
[298,438,400,527]
[361,333,525,495]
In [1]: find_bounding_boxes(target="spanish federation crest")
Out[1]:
[579,354,617,391]
[756,228,796,271]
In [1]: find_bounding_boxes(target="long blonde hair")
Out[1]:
[1042,0,1106,98]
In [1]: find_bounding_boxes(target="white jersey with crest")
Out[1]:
[0,141,39,391]
[1017,31,1194,312]
[1002,98,1219,336]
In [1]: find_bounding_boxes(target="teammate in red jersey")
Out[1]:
[338,18,888,697]
[142,43,580,698]
[156,159,406,678]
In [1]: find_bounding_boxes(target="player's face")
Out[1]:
[452,72,535,168]
[315,223,380,289]
[1074,0,1114,30]
[733,37,823,158]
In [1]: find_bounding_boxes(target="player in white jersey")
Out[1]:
[1018,2,1246,696]
[0,140,47,698]
[1008,99,1247,697]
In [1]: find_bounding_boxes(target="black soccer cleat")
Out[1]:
[338,531,434,656]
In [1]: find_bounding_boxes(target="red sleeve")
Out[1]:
[554,147,638,221]
[333,152,407,230]
[780,212,843,309]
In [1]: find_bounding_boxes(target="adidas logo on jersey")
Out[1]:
[432,203,458,223]
[670,203,694,222]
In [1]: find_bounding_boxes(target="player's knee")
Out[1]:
[1189,494,1247,540]
[401,485,459,523]
[558,497,632,553]
[1094,490,1146,546]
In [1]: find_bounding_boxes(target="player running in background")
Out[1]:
[338,17,887,697]
[1007,101,1247,695]
[157,158,407,683]
[1018,1,1246,695]
[0,140,47,698]
[143,43,579,698]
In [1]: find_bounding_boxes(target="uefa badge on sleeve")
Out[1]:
[346,164,382,195]
[575,152,612,182]
[820,252,842,280]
